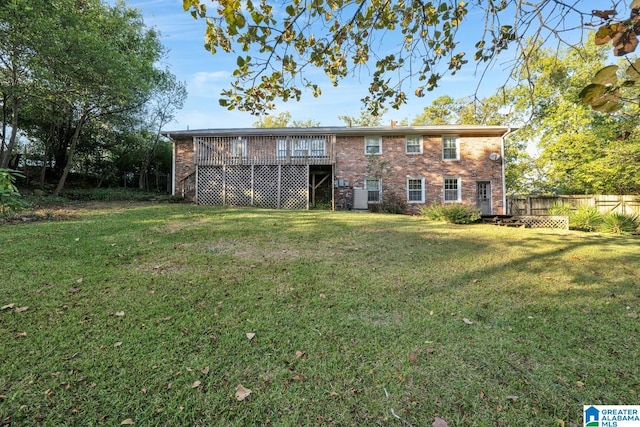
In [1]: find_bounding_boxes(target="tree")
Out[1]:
[48,1,164,196]
[253,112,292,128]
[0,0,53,168]
[1,0,182,194]
[136,71,187,190]
[491,38,640,194]
[183,0,629,115]
[338,107,387,127]
[253,111,321,127]
[410,96,459,125]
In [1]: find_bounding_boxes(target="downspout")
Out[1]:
[168,134,175,196]
[500,127,515,214]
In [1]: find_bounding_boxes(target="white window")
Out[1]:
[365,136,382,155]
[365,178,381,202]
[406,136,422,154]
[442,135,459,160]
[277,139,288,158]
[443,177,461,202]
[232,138,247,158]
[292,139,308,157]
[310,138,326,156]
[407,178,424,203]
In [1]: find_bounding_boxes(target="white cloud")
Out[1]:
[192,71,230,85]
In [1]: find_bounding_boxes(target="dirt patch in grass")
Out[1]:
[1,201,166,226]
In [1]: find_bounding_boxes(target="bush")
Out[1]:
[368,192,407,214]
[569,205,602,232]
[547,202,572,216]
[0,168,29,215]
[419,202,481,224]
[418,202,445,221]
[599,212,639,235]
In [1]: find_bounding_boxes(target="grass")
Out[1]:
[1,202,639,426]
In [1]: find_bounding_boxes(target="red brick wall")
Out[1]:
[334,134,504,214]
[172,132,505,214]
[173,137,195,196]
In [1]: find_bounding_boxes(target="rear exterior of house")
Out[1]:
[164,125,512,215]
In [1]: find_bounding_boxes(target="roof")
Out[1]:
[162,125,515,139]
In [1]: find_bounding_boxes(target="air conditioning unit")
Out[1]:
[352,188,368,210]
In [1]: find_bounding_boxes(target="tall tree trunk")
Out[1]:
[0,96,20,168]
[53,110,89,196]
[39,123,55,189]
[138,159,149,190]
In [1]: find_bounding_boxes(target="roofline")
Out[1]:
[161,125,516,139]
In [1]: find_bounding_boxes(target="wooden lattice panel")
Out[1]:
[516,215,569,229]
[197,164,309,209]
[197,166,224,205]
[225,166,252,206]
[281,165,308,209]
[253,165,279,208]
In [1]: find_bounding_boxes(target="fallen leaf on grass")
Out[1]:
[114,311,125,317]
[433,417,449,427]
[408,353,418,363]
[463,318,473,325]
[506,395,518,402]
[15,306,29,313]
[76,278,83,284]
[235,384,252,401]
[114,342,122,347]
[191,381,201,388]
[69,287,81,294]
[295,350,304,359]
[576,381,585,388]
[329,391,339,397]
[16,332,27,338]
[426,348,435,354]
[291,374,306,381]
[201,366,210,375]
[628,312,638,318]
[120,419,134,425]
[1,303,15,310]
[246,333,255,340]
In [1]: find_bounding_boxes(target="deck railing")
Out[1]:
[195,134,335,166]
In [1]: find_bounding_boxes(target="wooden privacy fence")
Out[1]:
[507,195,640,216]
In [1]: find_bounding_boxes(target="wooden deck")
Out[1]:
[195,134,336,166]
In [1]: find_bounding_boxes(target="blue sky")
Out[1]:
[118,0,601,131]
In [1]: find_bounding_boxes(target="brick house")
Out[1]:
[163,125,513,214]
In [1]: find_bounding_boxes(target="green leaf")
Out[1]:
[591,65,618,85]
[578,83,607,105]
[592,99,623,113]
[626,59,640,81]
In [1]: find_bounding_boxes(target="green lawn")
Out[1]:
[1,202,639,426]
